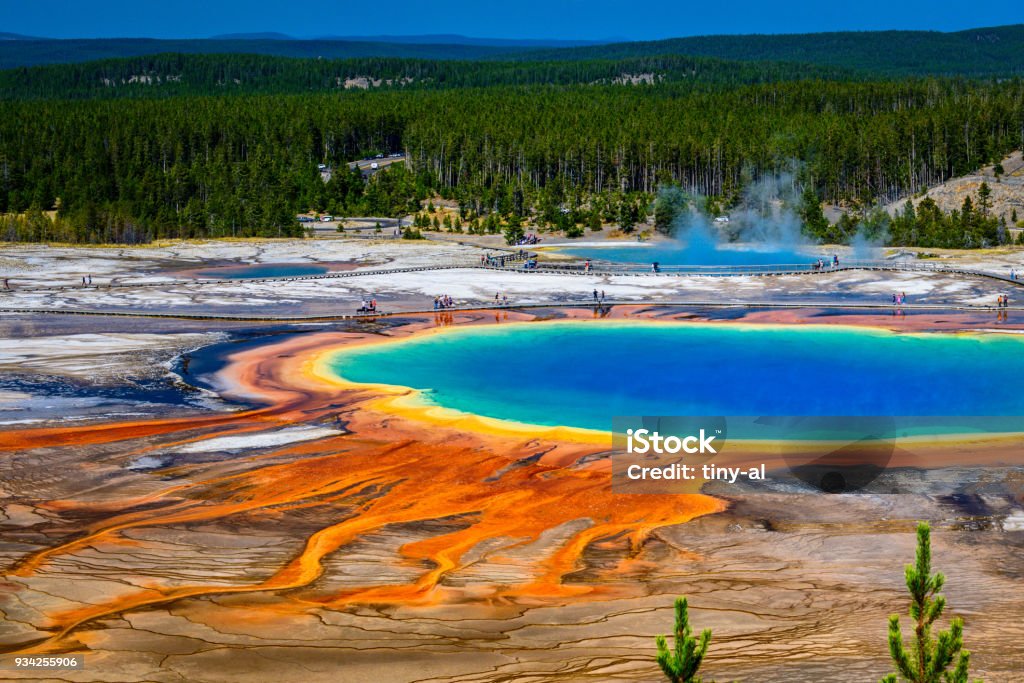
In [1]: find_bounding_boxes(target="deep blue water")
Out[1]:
[327,322,1024,431]
[195,263,329,279]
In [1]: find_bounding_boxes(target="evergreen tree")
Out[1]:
[881,522,980,683]
[401,225,424,239]
[655,597,714,683]
[654,185,689,235]
[799,185,830,240]
[619,199,639,233]
[977,182,992,216]
[503,222,524,245]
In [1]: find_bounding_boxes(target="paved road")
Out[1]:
[347,156,406,177]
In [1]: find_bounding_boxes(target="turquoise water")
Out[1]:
[196,263,329,279]
[328,322,1024,431]
[557,244,818,267]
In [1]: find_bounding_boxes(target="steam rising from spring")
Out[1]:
[663,172,814,264]
[659,171,883,264]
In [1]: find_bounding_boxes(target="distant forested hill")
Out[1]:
[3,25,1024,76]
[0,38,515,70]
[518,25,1024,77]
[0,53,856,99]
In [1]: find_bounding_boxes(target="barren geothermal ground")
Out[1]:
[2,238,1024,682]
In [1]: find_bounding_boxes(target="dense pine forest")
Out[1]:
[0,53,855,99]
[1,52,1023,246]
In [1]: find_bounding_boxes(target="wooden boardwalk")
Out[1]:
[1,258,1021,321]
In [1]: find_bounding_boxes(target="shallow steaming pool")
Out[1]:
[555,243,822,267]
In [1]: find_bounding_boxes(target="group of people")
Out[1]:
[357,298,377,313]
[81,275,93,286]
[515,233,541,246]
[433,295,456,310]
[997,294,1012,308]
[812,255,840,271]
[891,292,908,305]
[493,292,510,305]
[592,289,607,303]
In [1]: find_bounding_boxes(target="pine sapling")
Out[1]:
[656,596,713,683]
[881,522,981,683]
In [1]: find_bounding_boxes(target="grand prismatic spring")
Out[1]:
[5,275,1024,682]
[324,321,1024,428]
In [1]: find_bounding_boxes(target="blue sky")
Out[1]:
[1,0,1021,41]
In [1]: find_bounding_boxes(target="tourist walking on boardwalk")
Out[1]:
[593,289,598,302]
[601,290,606,303]
[2,278,9,290]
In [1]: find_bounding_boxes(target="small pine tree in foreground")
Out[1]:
[881,522,981,683]
[656,596,713,683]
